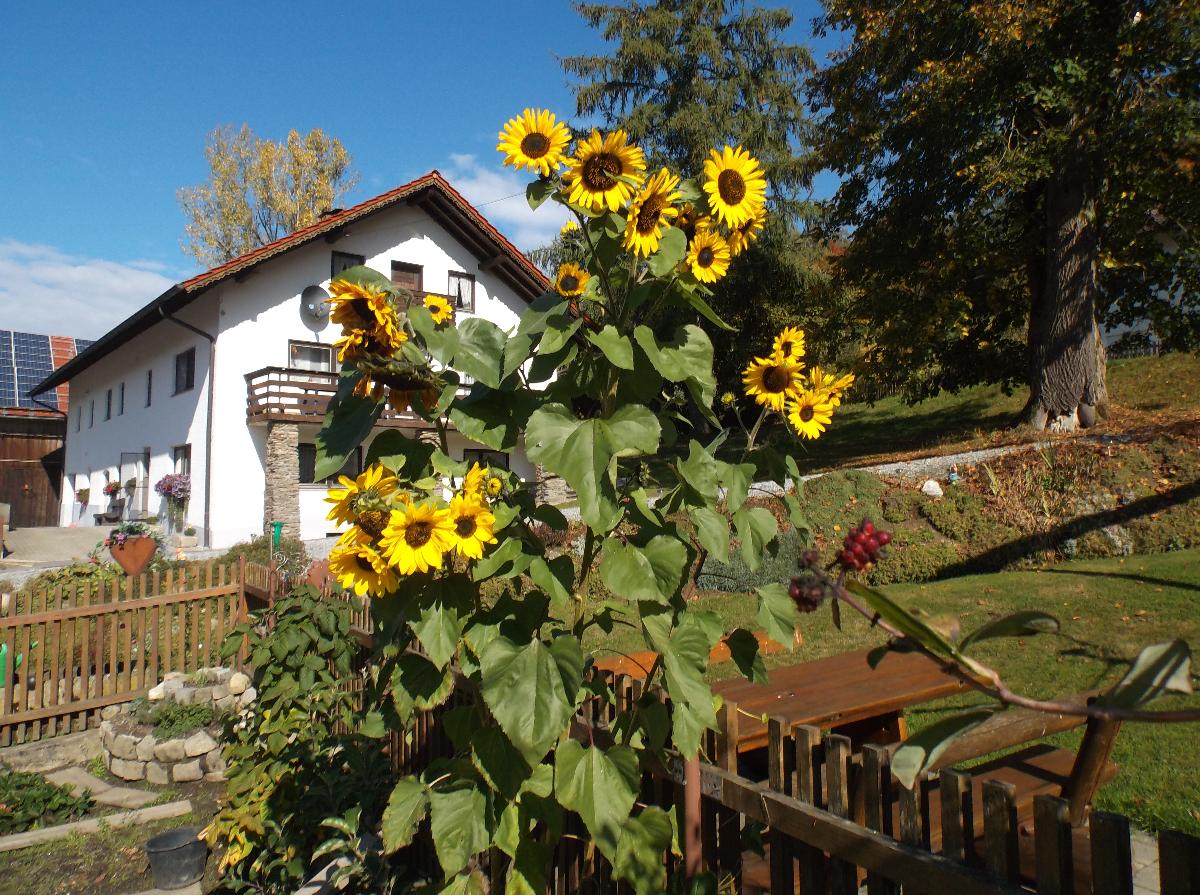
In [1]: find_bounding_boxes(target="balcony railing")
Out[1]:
[245,366,433,428]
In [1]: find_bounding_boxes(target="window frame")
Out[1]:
[288,339,335,373]
[173,347,196,395]
[448,271,475,313]
[299,443,362,485]
[173,444,192,477]
[118,382,125,416]
[146,369,153,407]
[331,251,366,280]
[104,389,112,421]
[88,400,94,428]
[462,448,509,471]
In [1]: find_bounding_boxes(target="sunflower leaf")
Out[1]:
[452,317,507,388]
[315,385,381,481]
[647,227,688,276]
[632,324,717,409]
[527,178,555,211]
[586,325,635,370]
[480,636,575,765]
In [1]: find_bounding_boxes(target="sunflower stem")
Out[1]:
[574,528,597,635]
[743,406,771,456]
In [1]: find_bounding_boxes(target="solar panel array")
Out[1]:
[0,331,92,410]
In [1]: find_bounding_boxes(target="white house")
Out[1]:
[35,172,550,548]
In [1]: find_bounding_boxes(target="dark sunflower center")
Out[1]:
[455,516,477,538]
[350,298,374,324]
[520,132,550,158]
[635,195,667,234]
[404,520,433,548]
[762,366,790,393]
[560,274,579,293]
[356,508,387,537]
[582,153,621,191]
[717,169,747,205]
[355,555,376,573]
[799,405,815,423]
[779,340,793,356]
[697,247,715,267]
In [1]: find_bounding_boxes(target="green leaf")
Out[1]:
[549,634,585,708]
[331,264,392,290]
[507,840,551,895]
[679,283,735,331]
[529,555,574,608]
[891,708,996,789]
[391,653,455,720]
[647,227,688,276]
[755,583,798,649]
[720,462,755,513]
[959,611,1061,652]
[408,304,459,364]
[690,507,730,564]
[598,536,688,604]
[1101,640,1193,708]
[554,741,639,861]
[517,296,569,337]
[724,628,768,685]
[471,726,530,799]
[732,506,777,572]
[360,710,388,738]
[315,385,381,480]
[364,429,435,474]
[382,777,429,853]
[453,317,507,388]
[525,403,660,532]
[586,325,635,370]
[439,871,487,895]
[844,580,965,667]
[527,178,555,210]
[677,440,722,506]
[502,331,535,381]
[632,324,717,408]
[430,783,490,876]
[448,386,535,452]
[472,536,534,580]
[480,637,575,764]
[613,807,673,895]
[538,313,583,356]
[411,576,473,669]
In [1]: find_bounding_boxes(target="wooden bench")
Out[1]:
[92,498,125,525]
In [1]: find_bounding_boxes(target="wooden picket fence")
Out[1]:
[0,560,247,745]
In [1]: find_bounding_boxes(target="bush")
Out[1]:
[801,470,887,536]
[0,767,93,834]
[698,525,808,593]
[867,528,964,585]
[217,534,309,572]
[131,698,217,738]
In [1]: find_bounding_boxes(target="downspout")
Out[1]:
[159,305,217,548]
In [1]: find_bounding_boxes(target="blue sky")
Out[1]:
[0,0,837,339]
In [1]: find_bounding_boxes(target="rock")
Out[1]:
[202,747,226,775]
[238,687,257,708]
[110,734,139,761]
[227,672,251,696]
[184,730,218,757]
[205,771,225,783]
[100,720,115,749]
[154,738,187,763]
[193,686,213,704]
[174,687,196,706]
[214,667,233,684]
[136,734,158,762]
[214,694,236,712]
[921,479,944,498]
[148,682,167,701]
[146,761,170,786]
[212,684,229,701]
[110,757,146,781]
[173,759,203,783]
[101,705,122,721]
[164,671,186,682]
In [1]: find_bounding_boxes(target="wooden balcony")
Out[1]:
[245,366,431,429]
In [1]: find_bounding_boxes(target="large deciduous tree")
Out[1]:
[810,0,1199,430]
[178,124,358,267]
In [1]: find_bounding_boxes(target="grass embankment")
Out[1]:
[588,549,1200,835]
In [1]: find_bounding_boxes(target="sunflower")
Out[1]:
[623,167,682,257]
[787,390,835,440]
[563,129,647,213]
[424,293,454,325]
[554,262,591,297]
[328,539,399,598]
[379,502,455,575]
[702,145,767,229]
[772,326,806,364]
[496,108,571,177]
[685,229,731,283]
[728,206,766,257]
[446,495,498,560]
[675,203,712,243]
[560,219,579,235]
[325,464,398,527]
[328,280,391,332]
[461,462,486,501]
[485,475,504,498]
[742,355,804,411]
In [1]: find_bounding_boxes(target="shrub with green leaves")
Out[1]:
[0,768,93,834]
[217,534,309,572]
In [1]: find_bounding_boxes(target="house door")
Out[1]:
[119,450,150,520]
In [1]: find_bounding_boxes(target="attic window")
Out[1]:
[448,272,475,312]
[331,251,365,279]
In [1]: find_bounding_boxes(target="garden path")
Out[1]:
[46,765,157,810]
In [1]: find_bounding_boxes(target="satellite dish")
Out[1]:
[299,285,331,331]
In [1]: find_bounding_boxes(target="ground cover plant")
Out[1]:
[0,767,94,835]
[131,698,217,739]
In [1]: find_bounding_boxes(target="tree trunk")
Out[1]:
[1024,149,1107,431]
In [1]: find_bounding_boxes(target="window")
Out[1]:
[104,389,112,420]
[174,347,196,395]
[288,340,334,372]
[462,448,509,471]
[117,382,125,415]
[391,261,422,293]
[89,400,94,428]
[448,271,475,312]
[331,251,365,279]
[74,406,80,432]
[299,443,361,484]
[146,369,153,407]
[173,444,192,476]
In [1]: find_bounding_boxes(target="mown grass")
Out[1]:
[587,549,1200,835]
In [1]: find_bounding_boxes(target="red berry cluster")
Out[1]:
[838,518,892,572]
[788,575,827,613]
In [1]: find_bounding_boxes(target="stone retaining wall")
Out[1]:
[100,716,225,784]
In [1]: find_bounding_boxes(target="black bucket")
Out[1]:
[145,825,208,890]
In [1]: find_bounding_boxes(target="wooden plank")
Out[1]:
[1159,830,1200,895]
[826,734,857,895]
[862,744,899,895]
[1033,795,1072,895]
[899,780,923,849]
[939,768,971,864]
[0,583,243,629]
[1089,812,1132,895]
[47,606,62,736]
[62,610,76,732]
[983,780,1020,884]
[766,717,793,894]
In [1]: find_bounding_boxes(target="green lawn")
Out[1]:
[587,548,1200,835]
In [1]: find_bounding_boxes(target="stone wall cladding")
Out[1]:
[264,421,300,537]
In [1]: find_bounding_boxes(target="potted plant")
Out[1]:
[73,487,90,527]
[102,480,121,504]
[104,521,163,576]
[154,473,191,534]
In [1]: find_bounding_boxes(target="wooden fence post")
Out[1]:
[862,743,899,895]
[1089,811,1133,895]
[1159,830,1200,895]
[1033,795,1072,895]
[983,780,1020,884]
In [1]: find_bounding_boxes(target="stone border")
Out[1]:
[0,799,194,853]
[101,720,225,784]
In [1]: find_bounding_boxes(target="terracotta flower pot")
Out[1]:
[110,536,158,576]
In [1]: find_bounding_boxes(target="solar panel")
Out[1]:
[13,331,54,408]
[0,331,15,407]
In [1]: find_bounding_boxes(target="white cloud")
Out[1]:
[0,239,179,340]
[442,154,565,253]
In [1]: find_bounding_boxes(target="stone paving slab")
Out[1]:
[125,883,202,895]
[45,767,157,809]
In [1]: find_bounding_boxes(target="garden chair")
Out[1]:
[93,498,125,525]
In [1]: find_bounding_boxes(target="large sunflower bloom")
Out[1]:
[554,262,591,297]
[563,129,647,213]
[379,502,455,575]
[328,539,399,598]
[461,462,487,501]
[328,280,390,332]
[742,355,804,412]
[787,390,835,440]
[702,145,767,229]
[446,495,498,560]
[806,366,855,408]
[623,167,681,257]
[728,206,766,257]
[686,229,730,283]
[497,108,571,177]
[424,293,454,325]
[325,464,398,527]
[772,326,806,364]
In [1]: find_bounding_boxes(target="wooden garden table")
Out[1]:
[711,646,971,753]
